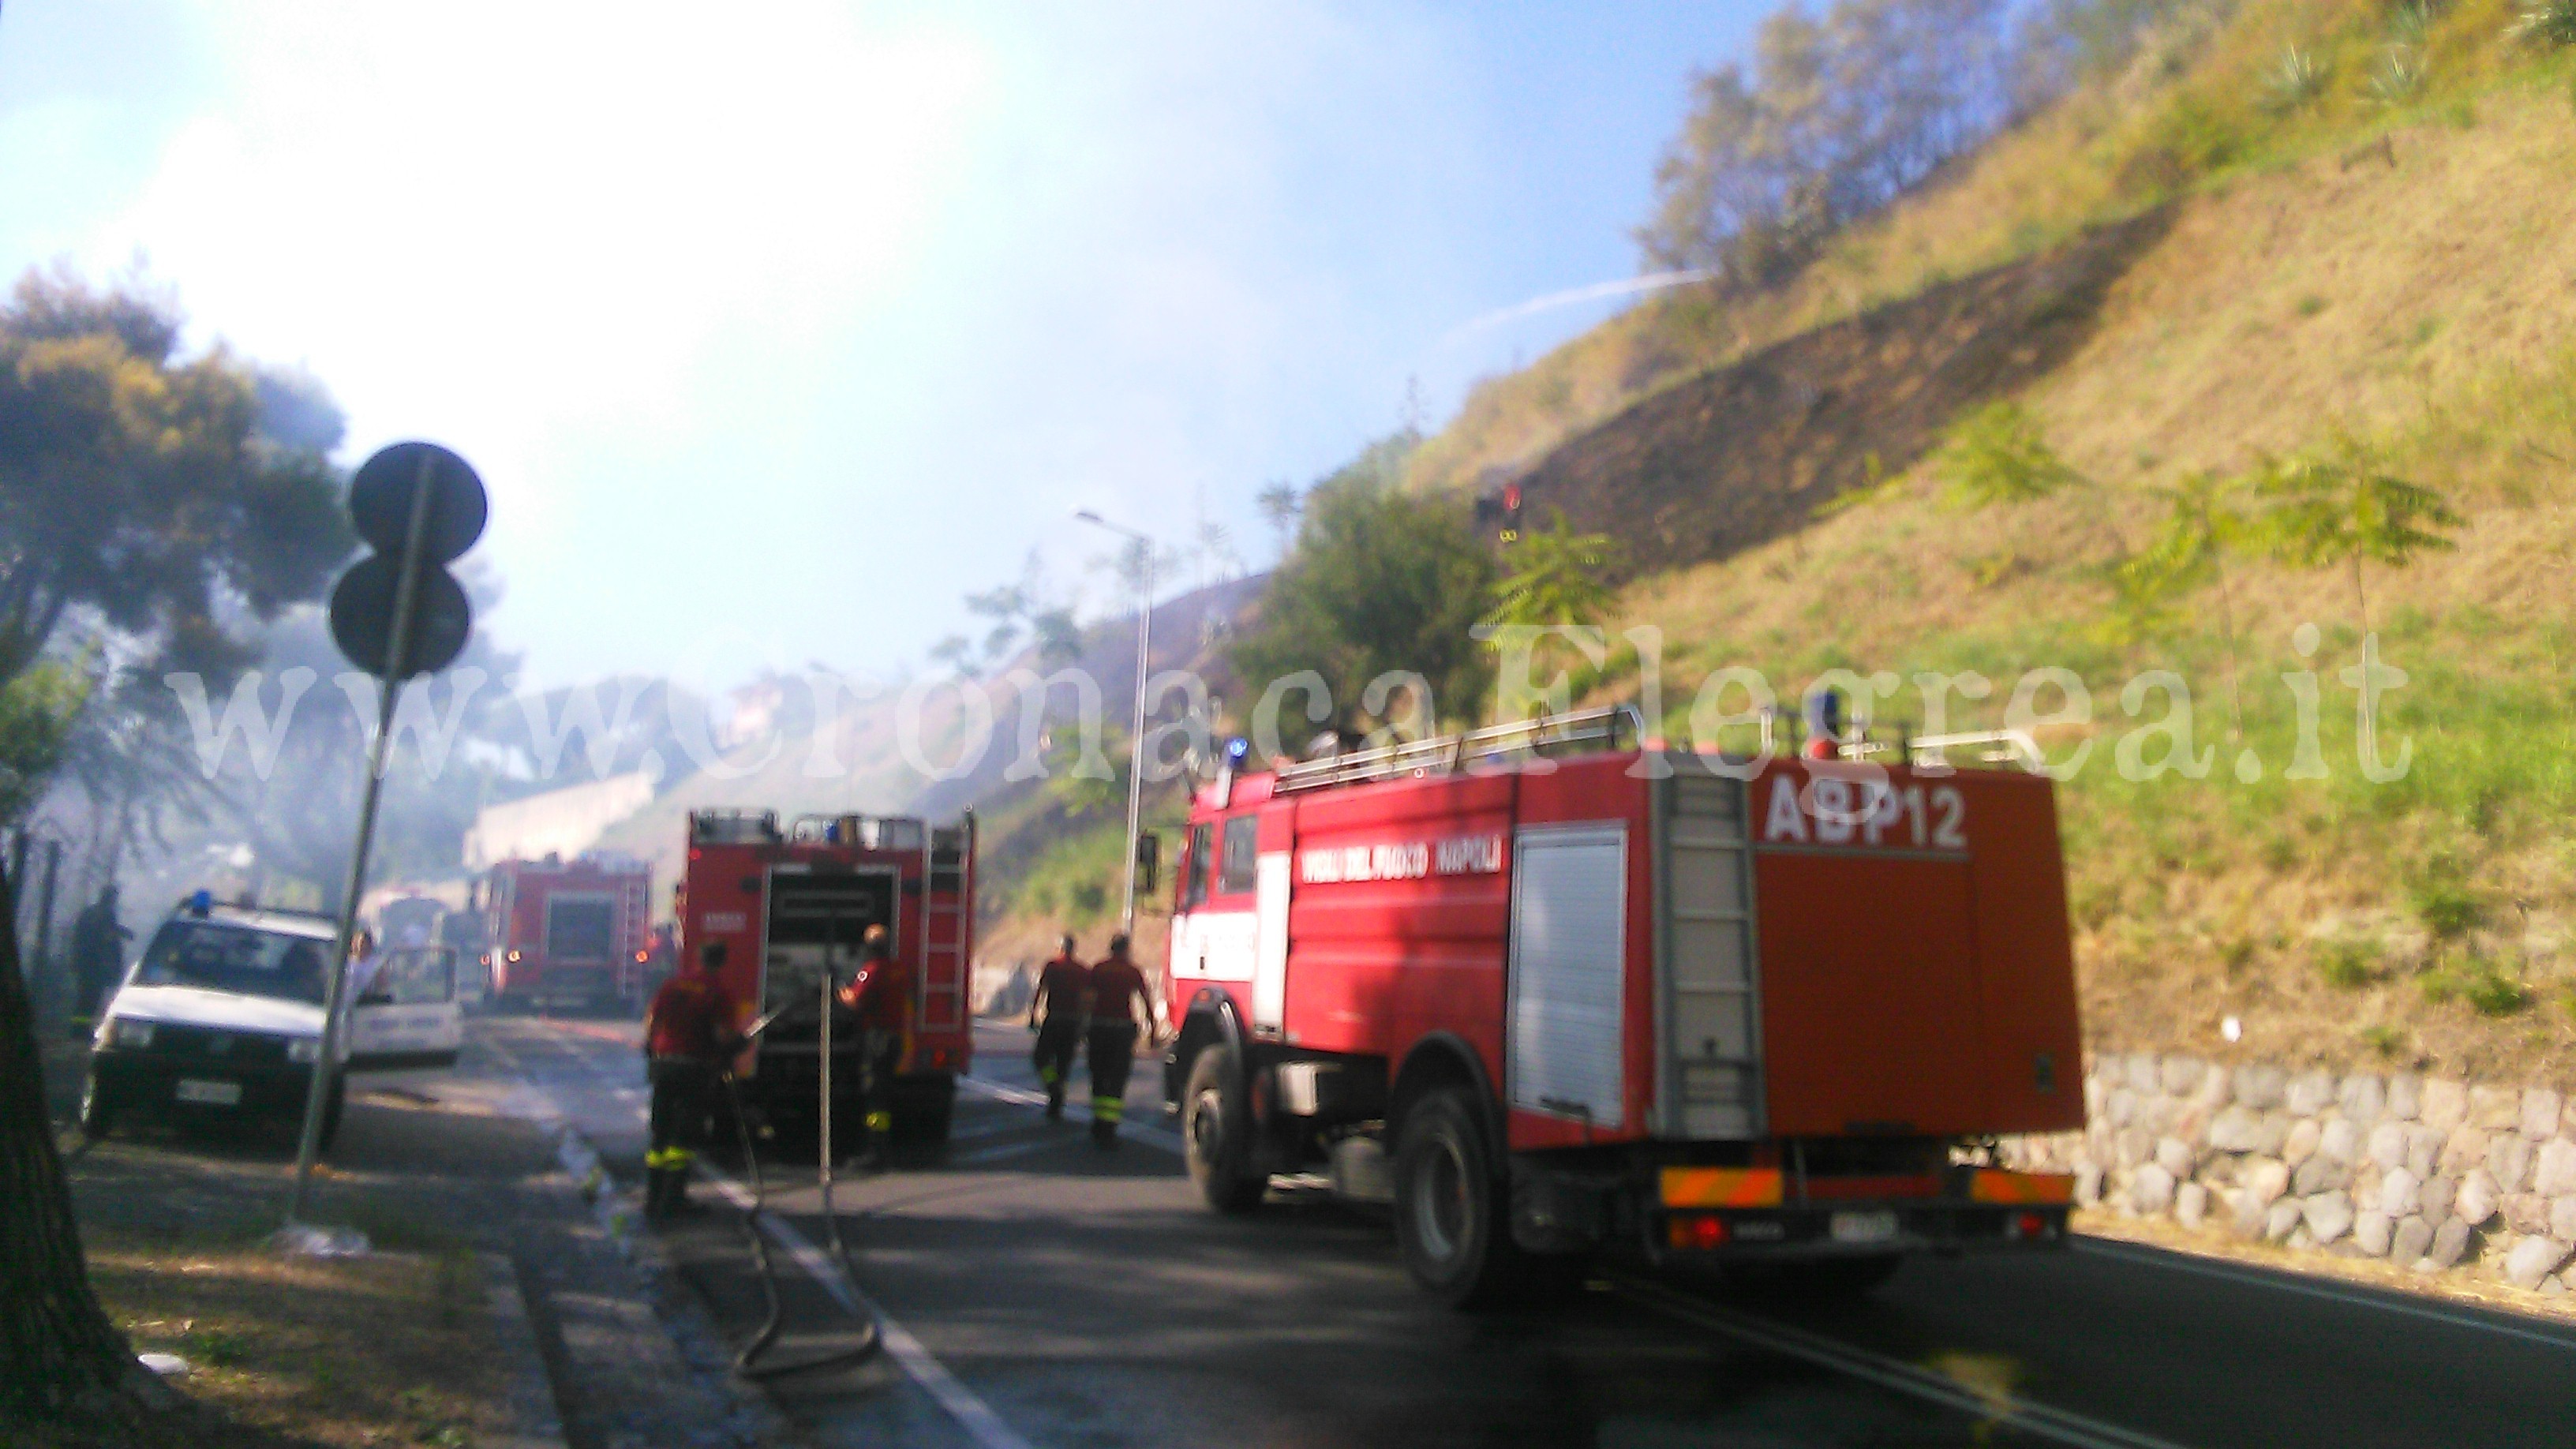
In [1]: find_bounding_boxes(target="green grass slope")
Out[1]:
[1423,0,2576,1084]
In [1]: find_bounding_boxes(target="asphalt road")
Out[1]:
[469,1015,2576,1449]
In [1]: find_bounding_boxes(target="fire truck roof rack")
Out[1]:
[784,814,928,851]
[690,808,781,845]
[1838,728,2046,773]
[1272,704,1642,794]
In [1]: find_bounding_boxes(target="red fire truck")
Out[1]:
[481,855,654,1012]
[1160,706,2084,1305]
[678,809,974,1143]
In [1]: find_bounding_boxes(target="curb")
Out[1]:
[480,1252,570,1449]
[550,1124,799,1446]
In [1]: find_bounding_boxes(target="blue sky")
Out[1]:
[0,1,1762,691]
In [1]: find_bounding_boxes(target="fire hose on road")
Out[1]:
[717,921,882,1380]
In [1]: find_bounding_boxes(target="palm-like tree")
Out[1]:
[2252,451,2460,629]
[1934,401,2125,561]
[1256,481,1302,556]
[2117,471,2253,730]
[1488,507,1625,627]
[1934,402,2084,509]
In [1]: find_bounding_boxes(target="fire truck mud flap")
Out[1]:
[891,1073,955,1144]
[1508,1159,1623,1255]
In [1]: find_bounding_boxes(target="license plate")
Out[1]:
[174,1078,242,1106]
[1829,1209,1900,1244]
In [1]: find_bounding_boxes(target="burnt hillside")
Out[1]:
[1507,208,2173,578]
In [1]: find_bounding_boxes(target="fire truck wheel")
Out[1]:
[1395,1085,1542,1309]
[1182,1046,1264,1215]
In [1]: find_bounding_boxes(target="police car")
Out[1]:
[80,895,464,1146]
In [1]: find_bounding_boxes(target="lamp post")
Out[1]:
[1073,508,1154,934]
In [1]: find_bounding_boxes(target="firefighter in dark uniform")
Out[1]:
[69,885,132,1031]
[1026,934,1090,1119]
[642,941,741,1219]
[835,923,912,1170]
[1084,933,1156,1148]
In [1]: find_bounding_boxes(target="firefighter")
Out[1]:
[1025,933,1091,1119]
[1084,933,1156,1148]
[835,923,912,1170]
[642,941,741,1220]
[68,885,131,1031]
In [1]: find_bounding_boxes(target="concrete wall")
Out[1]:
[462,773,655,870]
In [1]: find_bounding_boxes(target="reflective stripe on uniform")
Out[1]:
[1036,1065,1059,1084]
[864,1110,893,1132]
[646,1146,697,1170]
[1091,1097,1123,1122]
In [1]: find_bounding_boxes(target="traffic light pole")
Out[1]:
[286,454,437,1229]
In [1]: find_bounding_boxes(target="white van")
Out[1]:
[80,898,464,1148]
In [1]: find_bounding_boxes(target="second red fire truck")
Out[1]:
[1160,706,2084,1305]
[481,854,655,1012]
[678,809,975,1144]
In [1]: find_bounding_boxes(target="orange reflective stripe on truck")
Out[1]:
[1660,1166,1784,1208]
[1968,1169,2076,1205]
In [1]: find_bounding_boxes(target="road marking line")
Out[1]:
[698,1170,1035,1449]
[958,1074,1185,1155]
[1612,1275,2193,1449]
[2073,1237,2576,1354]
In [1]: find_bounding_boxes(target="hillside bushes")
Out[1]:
[1638,0,2020,286]
[1228,436,1497,746]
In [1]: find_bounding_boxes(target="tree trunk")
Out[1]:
[0,858,144,1417]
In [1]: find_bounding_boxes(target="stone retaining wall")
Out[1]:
[2001,1053,2576,1295]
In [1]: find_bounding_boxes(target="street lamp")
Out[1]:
[1073,507,1154,934]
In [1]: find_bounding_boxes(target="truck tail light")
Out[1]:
[1666,1215,1729,1250]
[2009,1211,2051,1241]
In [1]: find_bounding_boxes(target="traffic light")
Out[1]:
[1500,483,1523,544]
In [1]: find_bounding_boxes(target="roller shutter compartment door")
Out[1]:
[1507,826,1627,1129]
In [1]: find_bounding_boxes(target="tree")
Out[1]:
[0,666,85,826]
[1230,441,1498,745]
[1488,508,1624,627]
[1193,519,1242,587]
[1256,481,1302,556]
[0,856,156,1429]
[1932,400,2122,571]
[1,270,360,1431]
[1637,0,2012,285]
[949,552,1083,675]
[0,268,354,690]
[2252,450,2460,629]
[1933,401,2084,509]
[2114,471,2253,729]
[199,585,523,907]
